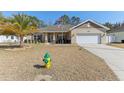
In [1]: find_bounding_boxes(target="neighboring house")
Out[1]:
[108,26,124,43]
[0,19,110,44]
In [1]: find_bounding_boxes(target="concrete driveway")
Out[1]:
[80,44,124,81]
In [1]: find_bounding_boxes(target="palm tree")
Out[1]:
[0,13,39,47]
[13,14,40,47]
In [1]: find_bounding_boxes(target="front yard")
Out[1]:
[0,44,118,80]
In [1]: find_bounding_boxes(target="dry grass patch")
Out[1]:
[0,44,118,81]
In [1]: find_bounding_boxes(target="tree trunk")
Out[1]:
[19,36,23,47]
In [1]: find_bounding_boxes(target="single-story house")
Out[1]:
[107,25,124,43]
[0,19,110,44]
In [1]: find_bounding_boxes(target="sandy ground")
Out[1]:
[0,44,118,81]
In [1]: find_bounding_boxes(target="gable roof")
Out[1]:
[70,19,110,31]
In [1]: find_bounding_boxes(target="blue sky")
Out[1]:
[2,11,124,24]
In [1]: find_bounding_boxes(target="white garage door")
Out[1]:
[76,35,100,44]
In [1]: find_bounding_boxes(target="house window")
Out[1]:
[11,36,14,39]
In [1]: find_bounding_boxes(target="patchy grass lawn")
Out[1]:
[109,43,124,48]
[0,44,118,81]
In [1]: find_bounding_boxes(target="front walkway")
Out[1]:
[80,44,124,80]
